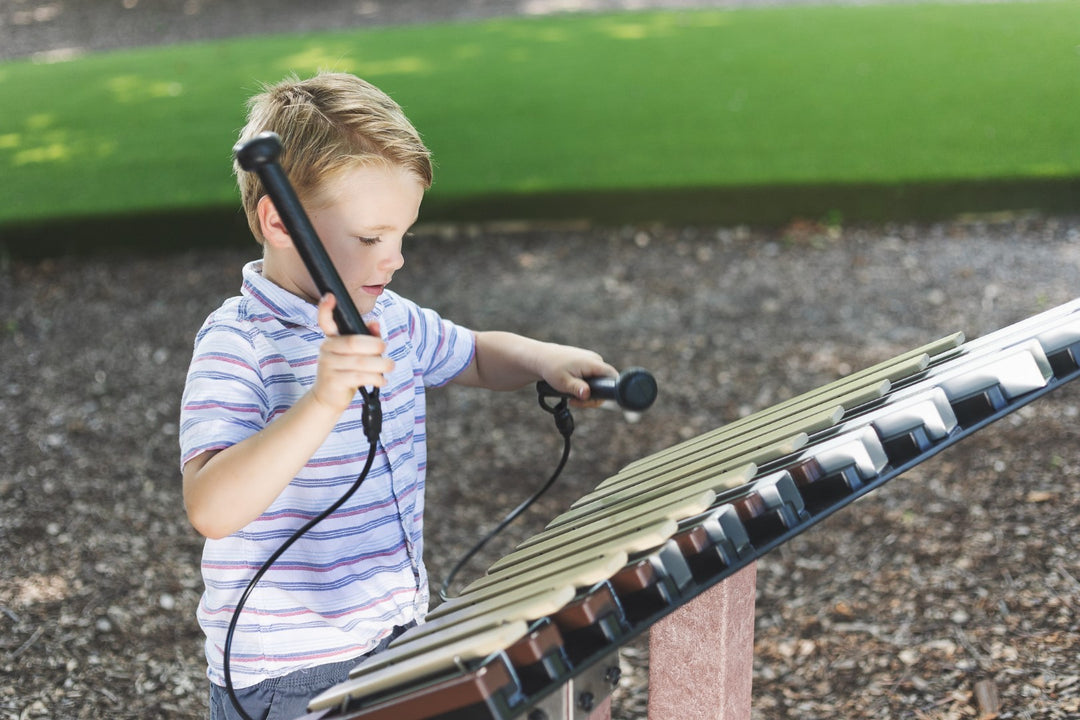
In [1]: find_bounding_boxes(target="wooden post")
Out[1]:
[646,563,757,720]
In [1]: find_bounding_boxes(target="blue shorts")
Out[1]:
[209,623,413,720]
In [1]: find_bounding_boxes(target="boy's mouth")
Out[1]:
[361,284,385,296]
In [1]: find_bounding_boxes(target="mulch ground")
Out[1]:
[3,215,1079,719]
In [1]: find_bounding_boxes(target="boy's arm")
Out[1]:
[452,331,617,400]
[183,391,356,539]
[183,295,392,540]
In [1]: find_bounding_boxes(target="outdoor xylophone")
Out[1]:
[299,296,1080,720]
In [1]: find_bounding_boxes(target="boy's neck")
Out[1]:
[262,247,319,305]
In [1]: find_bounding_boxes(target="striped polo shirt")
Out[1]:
[179,260,475,688]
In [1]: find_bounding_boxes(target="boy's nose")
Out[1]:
[382,245,405,272]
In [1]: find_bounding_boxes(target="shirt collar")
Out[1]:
[240,260,385,330]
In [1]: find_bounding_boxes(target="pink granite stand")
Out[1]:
[588,563,757,720]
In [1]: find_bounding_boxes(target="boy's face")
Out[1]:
[264,163,423,316]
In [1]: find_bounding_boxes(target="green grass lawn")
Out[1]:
[0,1,1077,238]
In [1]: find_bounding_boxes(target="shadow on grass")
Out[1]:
[4,176,1078,259]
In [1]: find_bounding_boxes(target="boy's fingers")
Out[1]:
[318,294,340,337]
[553,360,619,406]
[319,296,383,342]
[571,379,591,400]
[320,330,392,376]
[326,351,394,374]
[565,360,619,396]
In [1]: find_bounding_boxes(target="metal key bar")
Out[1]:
[482,519,679,579]
[517,485,724,550]
[393,587,576,647]
[587,432,804,499]
[310,657,520,720]
[456,550,632,607]
[308,624,527,712]
[555,464,756,529]
[427,553,629,620]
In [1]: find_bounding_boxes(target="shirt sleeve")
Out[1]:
[392,292,476,388]
[178,315,269,470]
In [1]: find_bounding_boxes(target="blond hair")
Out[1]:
[235,72,433,243]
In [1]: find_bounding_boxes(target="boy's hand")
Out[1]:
[312,294,394,413]
[539,347,619,408]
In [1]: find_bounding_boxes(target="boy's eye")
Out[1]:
[357,236,380,245]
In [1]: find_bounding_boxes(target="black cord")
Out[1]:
[439,389,575,602]
[224,388,381,720]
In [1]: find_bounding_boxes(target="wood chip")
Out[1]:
[974,678,1001,720]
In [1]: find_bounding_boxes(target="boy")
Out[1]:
[179,72,616,720]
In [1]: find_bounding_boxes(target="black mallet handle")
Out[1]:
[233,131,371,337]
[537,367,658,412]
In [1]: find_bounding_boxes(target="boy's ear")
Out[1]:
[257,195,292,248]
